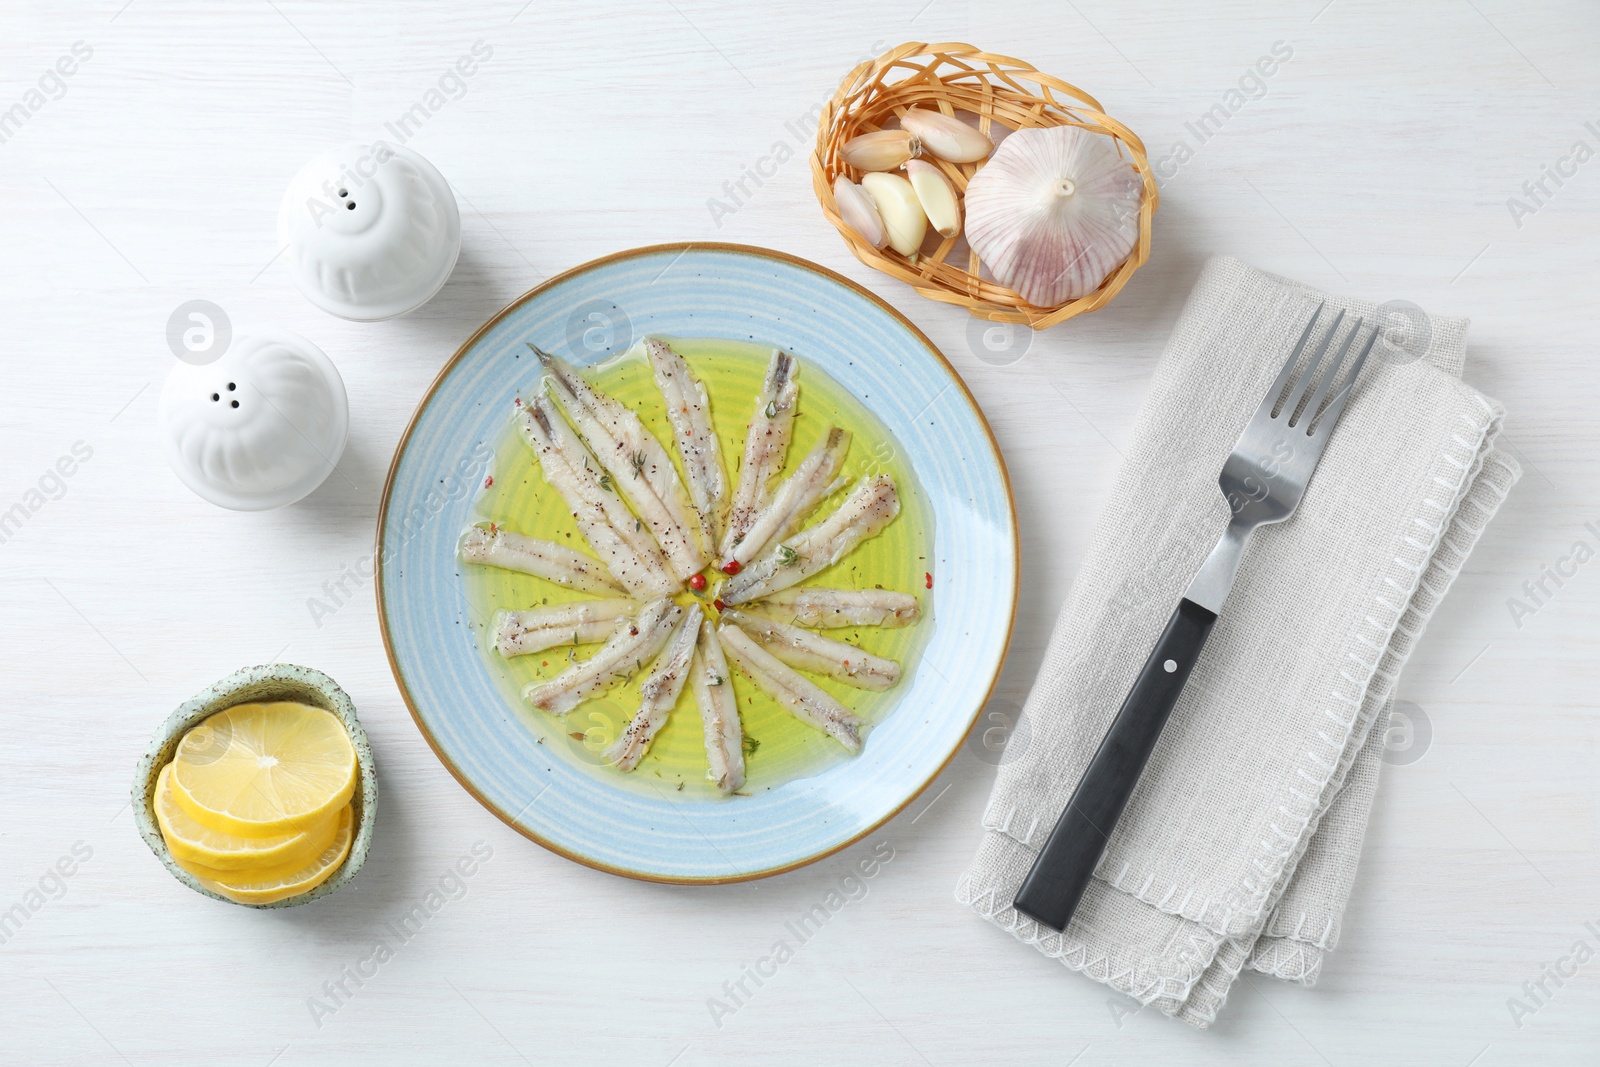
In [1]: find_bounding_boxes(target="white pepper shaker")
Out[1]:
[276,142,462,321]
[158,330,349,510]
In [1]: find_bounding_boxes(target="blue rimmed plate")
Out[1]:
[377,243,1016,883]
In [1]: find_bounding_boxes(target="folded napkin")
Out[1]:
[956,256,1520,1027]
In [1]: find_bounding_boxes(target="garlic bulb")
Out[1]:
[964,125,1142,306]
[833,176,888,249]
[860,172,927,257]
[904,160,960,239]
[899,108,991,163]
[840,130,920,172]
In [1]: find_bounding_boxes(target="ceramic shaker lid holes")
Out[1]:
[159,331,349,511]
[276,142,462,321]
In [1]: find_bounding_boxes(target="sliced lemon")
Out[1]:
[169,701,357,837]
[153,763,340,871]
[184,803,355,905]
[169,803,350,884]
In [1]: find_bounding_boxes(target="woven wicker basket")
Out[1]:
[811,42,1158,330]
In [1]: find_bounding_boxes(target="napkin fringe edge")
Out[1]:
[955,862,1205,1006]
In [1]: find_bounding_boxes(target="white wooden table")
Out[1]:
[3,2,1596,1063]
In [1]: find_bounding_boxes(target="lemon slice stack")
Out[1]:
[154,701,358,905]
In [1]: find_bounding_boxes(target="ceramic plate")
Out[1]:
[377,243,1016,883]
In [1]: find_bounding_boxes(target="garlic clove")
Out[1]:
[898,108,992,164]
[963,125,1142,306]
[833,176,888,249]
[860,172,928,257]
[840,129,920,172]
[904,159,961,239]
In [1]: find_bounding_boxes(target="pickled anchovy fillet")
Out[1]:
[459,524,626,596]
[532,345,707,580]
[522,598,681,715]
[493,599,640,658]
[719,624,863,752]
[721,348,798,558]
[743,587,919,629]
[720,475,899,605]
[605,604,703,771]
[646,337,727,552]
[517,394,677,598]
[721,609,900,690]
[691,620,744,794]
[725,426,850,568]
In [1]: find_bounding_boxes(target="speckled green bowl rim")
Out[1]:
[132,663,378,908]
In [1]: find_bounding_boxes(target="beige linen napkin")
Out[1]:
[956,256,1520,1028]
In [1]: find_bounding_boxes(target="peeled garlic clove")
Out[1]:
[860,172,927,257]
[899,108,992,163]
[833,176,888,249]
[840,129,920,172]
[964,125,1142,306]
[904,160,961,239]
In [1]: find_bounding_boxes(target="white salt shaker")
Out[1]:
[276,142,462,321]
[159,330,349,511]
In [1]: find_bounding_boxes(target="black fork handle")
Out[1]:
[1012,598,1218,932]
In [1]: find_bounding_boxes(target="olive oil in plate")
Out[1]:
[461,337,935,799]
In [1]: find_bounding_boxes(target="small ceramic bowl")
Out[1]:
[133,663,377,908]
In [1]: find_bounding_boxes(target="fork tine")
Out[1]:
[1309,324,1379,436]
[1266,302,1325,417]
[1283,308,1345,424]
[1299,317,1362,432]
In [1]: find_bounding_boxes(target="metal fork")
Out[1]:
[1013,303,1379,933]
